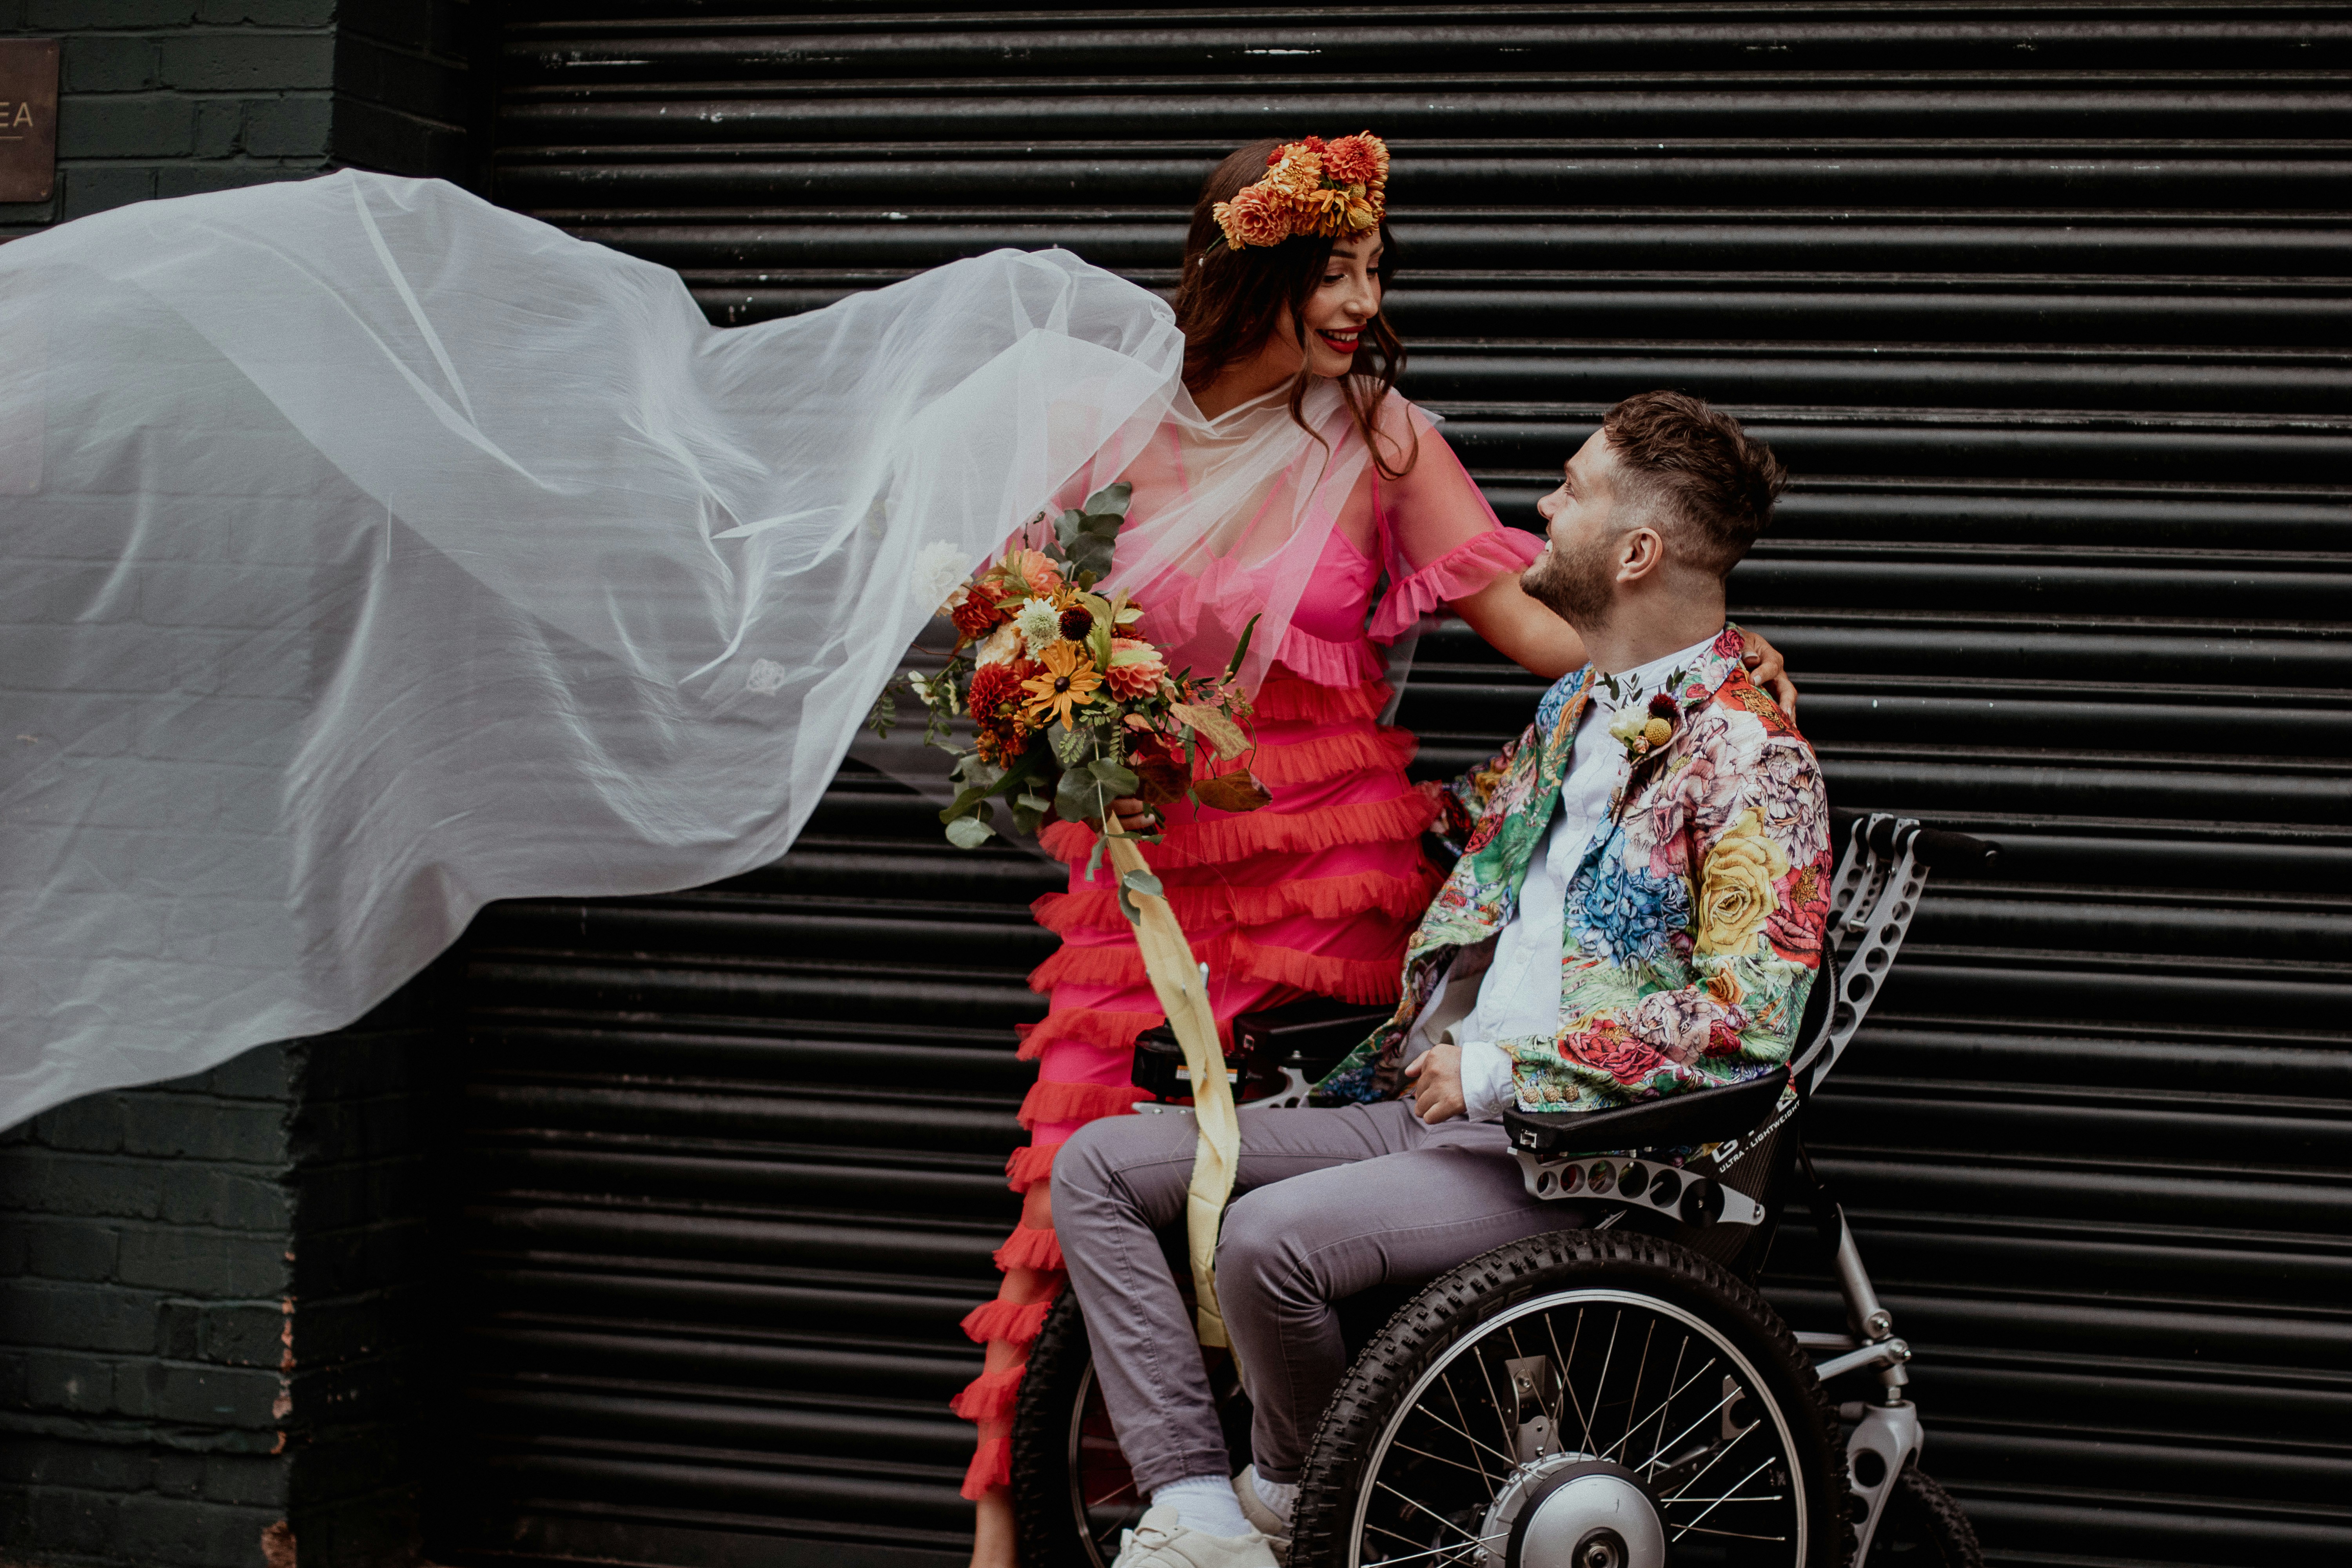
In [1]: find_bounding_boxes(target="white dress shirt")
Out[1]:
[1406,632,1726,1120]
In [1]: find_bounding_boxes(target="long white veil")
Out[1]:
[0,172,1183,1129]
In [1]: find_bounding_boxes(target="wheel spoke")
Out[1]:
[1646,1377,1745,1478]
[1545,1307,1594,1455]
[1469,1334,1515,1459]
[1602,1352,1719,1468]
[1421,1381,1521,1475]
[1641,1335,1691,1477]
[1389,1437,1502,1482]
[1359,1289,1808,1568]
[1621,1319,1656,1463]
[1361,1525,1510,1568]
[1669,1454,1777,1540]
[1375,1481,1501,1551]
[1592,1308,1623,1449]
[1675,1522,1791,1543]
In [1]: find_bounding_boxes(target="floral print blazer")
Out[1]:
[1319,626,1832,1112]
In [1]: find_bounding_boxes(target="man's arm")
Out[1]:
[1502,737,1832,1111]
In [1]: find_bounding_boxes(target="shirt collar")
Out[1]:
[1588,628,1732,713]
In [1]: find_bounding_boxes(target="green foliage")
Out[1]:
[1054,481,1133,582]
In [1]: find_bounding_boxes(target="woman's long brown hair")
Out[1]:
[1171,140,1417,479]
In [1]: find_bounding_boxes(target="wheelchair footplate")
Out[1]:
[1501,1066,1796,1229]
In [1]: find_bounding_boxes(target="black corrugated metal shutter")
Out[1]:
[433,6,2351,1566]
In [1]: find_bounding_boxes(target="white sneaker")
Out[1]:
[1233,1467,1293,1564]
[1111,1504,1280,1568]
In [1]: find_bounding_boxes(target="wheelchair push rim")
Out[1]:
[1345,1289,1810,1568]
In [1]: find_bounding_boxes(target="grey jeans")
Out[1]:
[1053,1100,1578,1491]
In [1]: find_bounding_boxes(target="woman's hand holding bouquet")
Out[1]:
[869,484,1269,866]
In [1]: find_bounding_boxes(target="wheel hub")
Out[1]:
[1494,1460,1667,1568]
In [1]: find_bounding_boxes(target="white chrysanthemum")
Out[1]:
[745,658,788,695]
[1606,708,1650,746]
[1014,598,1062,657]
[912,539,969,615]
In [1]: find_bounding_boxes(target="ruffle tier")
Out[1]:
[1040,788,1437,869]
[1365,526,1546,641]
[1031,863,1439,936]
[1028,927,1408,1008]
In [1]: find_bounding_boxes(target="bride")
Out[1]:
[950,134,1794,1566]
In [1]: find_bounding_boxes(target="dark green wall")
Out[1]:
[0,9,483,1563]
[0,0,477,236]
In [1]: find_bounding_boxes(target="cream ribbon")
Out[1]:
[1105,832,1240,1349]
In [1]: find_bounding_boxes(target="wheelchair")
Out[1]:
[1011,815,1991,1568]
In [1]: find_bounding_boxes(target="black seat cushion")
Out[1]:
[1502,1065,1790,1157]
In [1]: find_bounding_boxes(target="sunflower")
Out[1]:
[1020,641,1103,730]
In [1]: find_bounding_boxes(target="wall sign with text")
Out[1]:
[0,39,59,203]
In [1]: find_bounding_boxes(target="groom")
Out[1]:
[1053,391,1831,1568]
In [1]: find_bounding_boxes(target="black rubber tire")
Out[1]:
[1290,1228,1855,1568]
[1010,1292,1118,1568]
[1866,1467,1981,1567]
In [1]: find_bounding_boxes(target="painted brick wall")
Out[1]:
[0,0,477,237]
[0,10,482,1562]
[0,976,453,1568]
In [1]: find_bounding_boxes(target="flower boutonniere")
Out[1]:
[1608,692,1684,764]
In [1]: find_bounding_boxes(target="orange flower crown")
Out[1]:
[1211,132,1390,252]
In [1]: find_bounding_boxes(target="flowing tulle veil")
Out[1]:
[0,171,1192,1127]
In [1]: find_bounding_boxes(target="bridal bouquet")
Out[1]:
[869,484,1269,856]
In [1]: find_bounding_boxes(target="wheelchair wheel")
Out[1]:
[1865,1468,1980,1566]
[1010,1291,1250,1568]
[1291,1229,1854,1568]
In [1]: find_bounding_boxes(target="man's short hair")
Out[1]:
[1601,390,1788,578]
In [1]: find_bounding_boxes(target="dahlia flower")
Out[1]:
[1103,638,1167,700]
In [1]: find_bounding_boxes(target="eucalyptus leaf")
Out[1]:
[1087,759,1139,797]
[1120,869,1165,900]
[946,815,997,849]
[1082,481,1133,518]
[1054,765,1096,824]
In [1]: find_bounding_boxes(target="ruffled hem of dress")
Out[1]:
[993,1223,1067,1272]
[963,1434,1012,1499]
[1018,1078,1145,1130]
[1013,1007,1162,1063]
[1270,623,1387,684]
[1004,1139,1064,1193]
[1367,528,1546,640]
[1029,928,1407,1007]
[961,1293,1057,1348]
[1249,725,1416,788]
[1033,864,1439,935]
[1040,788,1438,868]
[953,1365,1025,1422]
[1254,673,1390,723]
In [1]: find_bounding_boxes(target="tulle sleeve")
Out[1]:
[1366,399,1545,640]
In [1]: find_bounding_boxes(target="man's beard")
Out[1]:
[1519,533,1614,628]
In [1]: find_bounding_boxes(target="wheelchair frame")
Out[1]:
[1066,812,1990,1567]
[1499,813,1986,1563]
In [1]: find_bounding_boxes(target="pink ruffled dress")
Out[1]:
[952,414,1543,1497]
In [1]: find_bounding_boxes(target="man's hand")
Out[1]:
[1106,795,1160,833]
[1739,630,1799,717]
[1403,1043,1466,1125]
